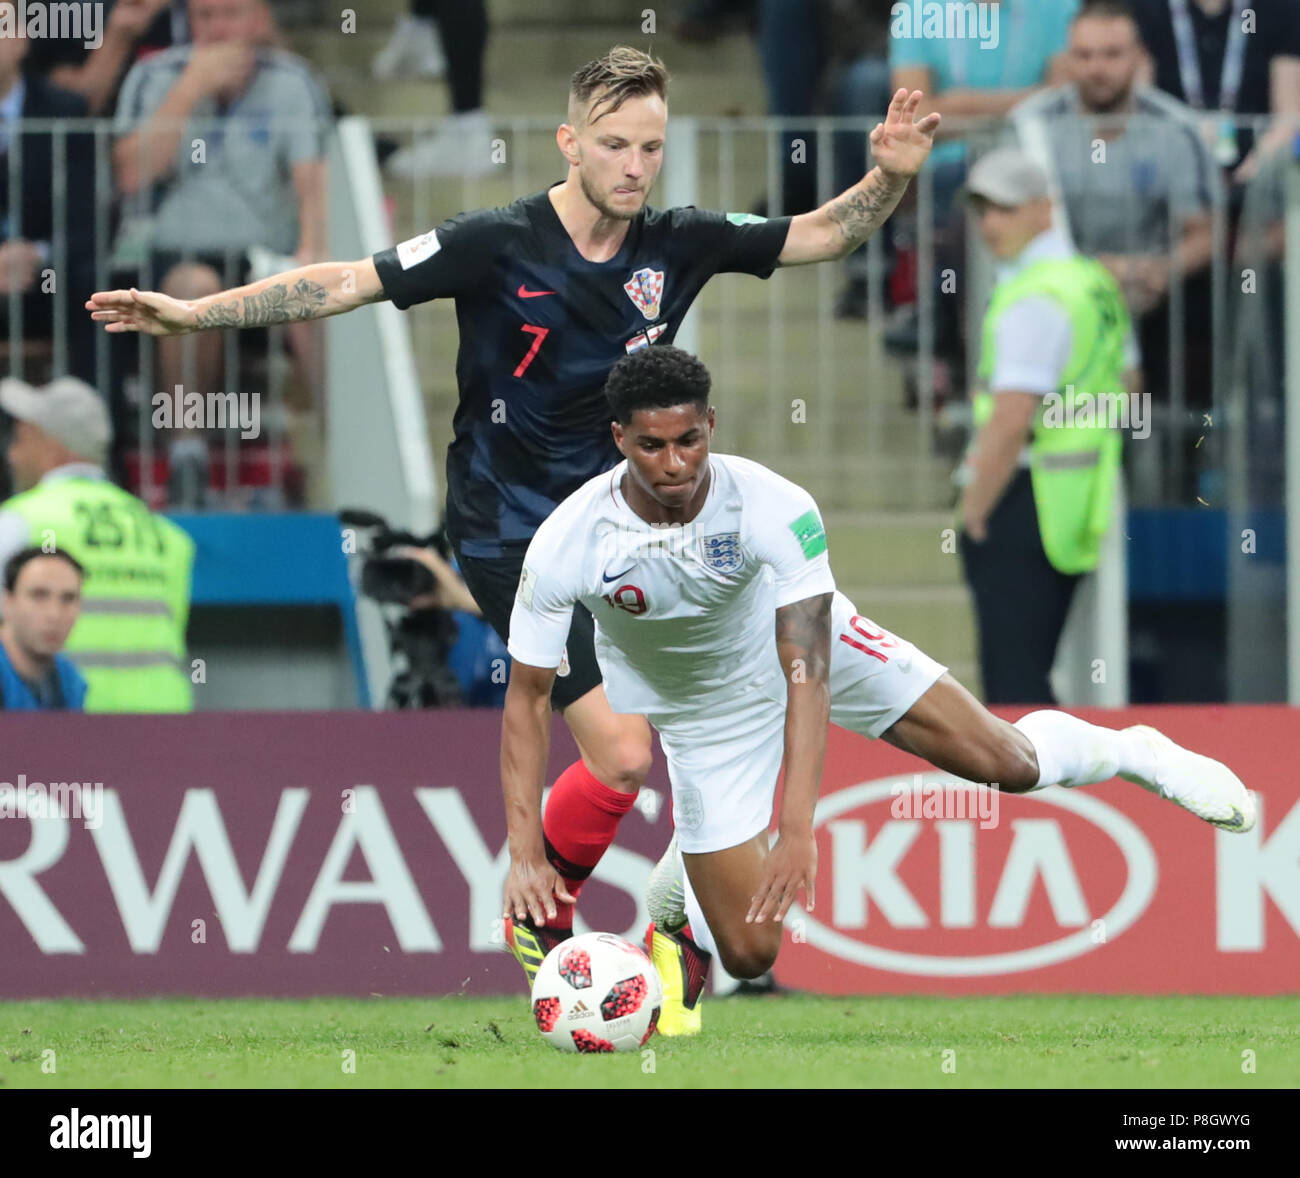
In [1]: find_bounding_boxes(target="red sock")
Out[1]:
[543,760,637,929]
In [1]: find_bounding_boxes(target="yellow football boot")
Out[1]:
[504,915,570,988]
[646,922,711,1036]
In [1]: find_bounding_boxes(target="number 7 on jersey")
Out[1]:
[513,324,550,378]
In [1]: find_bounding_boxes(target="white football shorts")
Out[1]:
[656,592,948,853]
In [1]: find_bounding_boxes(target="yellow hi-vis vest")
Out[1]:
[973,256,1130,575]
[3,477,195,712]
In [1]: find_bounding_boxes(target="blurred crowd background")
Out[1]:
[0,0,1295,714]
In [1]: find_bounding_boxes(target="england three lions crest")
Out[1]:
[623,267,664,320]
[700,532,743,574]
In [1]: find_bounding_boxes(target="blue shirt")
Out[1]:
[0,639,87,711]
[890,0,1079,167]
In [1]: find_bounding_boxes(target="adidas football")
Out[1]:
[531,932,663,1053]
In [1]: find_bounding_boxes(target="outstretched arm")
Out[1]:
[501,660,576,927]
[85,258,388,336]
[777,89,941,266]
[747,590,832,924]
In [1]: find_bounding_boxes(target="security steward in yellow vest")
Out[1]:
[0,377,195,712]
[956,148,1132,704]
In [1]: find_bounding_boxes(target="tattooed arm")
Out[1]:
[773,592,833,830]
[777,169,911,266]
[776,89,941,267]
[747,590,832,924]
[86,259,387,336]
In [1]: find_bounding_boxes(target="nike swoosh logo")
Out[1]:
[602,567,634,584]
[518,285,556,298]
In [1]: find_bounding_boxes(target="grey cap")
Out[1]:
[963,147,1050,208]
[0,376,112,462]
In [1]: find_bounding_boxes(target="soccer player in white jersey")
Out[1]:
[502,346,1255,1035]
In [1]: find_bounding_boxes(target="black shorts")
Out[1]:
[456,548,602,711]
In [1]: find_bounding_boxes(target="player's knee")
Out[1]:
[161,261,222,301]
[589,735,652,794]
[719,945,778,981]
[606,747,652,793]
[717,932,780,980]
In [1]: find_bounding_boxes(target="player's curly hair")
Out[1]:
[568,46,670,128]
[604,345,711,425]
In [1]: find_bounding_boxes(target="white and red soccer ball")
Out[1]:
[531,932,663,1053]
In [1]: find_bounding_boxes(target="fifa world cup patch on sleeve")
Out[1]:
[396,229,441,270]
[517,564,537,610]
[788,510,827,559]
[725,212,767,226]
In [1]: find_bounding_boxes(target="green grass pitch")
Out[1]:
[3,995,1297,1089]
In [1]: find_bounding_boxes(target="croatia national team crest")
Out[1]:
[699,532,743,574]
[623,267,664,320]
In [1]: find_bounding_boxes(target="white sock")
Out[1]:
[680,860,742,994]
[1014,709,1158,789]
[681,865,718,957]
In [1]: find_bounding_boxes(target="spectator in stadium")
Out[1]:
[824,0,898,318]
[672,0,757,43]
[22,0,178,115]
[372,0,446,80]
[0,546,87,711]
[671,1,889,231]
[1009,0,1217,410]
[380,0,492,179]
[111,0,330,503]
[890,0,1078,214]
[885,0,1078,380]
[752,0,827,218]
[956,148,1132,705]
[397,542,483,616]
[396,540,513,707]
[0,377,196,712]
[0,7,98,385]
[828,2,896,170]
[672,0,899,318]
[1218,139,1288,515]
[1130,0,1300,183]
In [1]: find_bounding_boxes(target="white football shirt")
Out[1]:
[507,454,836,717]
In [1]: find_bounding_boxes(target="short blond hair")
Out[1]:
[568,46,669,128]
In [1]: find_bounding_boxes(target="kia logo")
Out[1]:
[801,773,1158,976]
